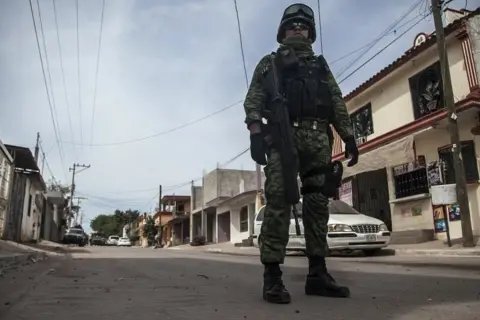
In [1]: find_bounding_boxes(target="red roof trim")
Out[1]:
[343,8,479,103]
[333,90,480,161]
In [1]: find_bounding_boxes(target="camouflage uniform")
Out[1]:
[244,3,358,304]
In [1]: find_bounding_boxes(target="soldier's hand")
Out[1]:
[250,133,267,165]
[344,136,359,167]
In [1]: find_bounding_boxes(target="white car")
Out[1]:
[117,237,132,247]
[252,199,391,256]
[106,235,120,246]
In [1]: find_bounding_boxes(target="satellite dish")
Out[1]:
[413,33,427,48]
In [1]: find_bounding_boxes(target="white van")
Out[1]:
[252,199,391,255]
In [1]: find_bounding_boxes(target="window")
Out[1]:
[177,204,185,212]
[438,140,479,184]
[408,61,444,120]
[239,206,248,232]
[392,160,429,199]
[350,103,374,146]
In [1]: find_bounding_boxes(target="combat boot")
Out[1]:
[305,256,350,298]
[263,263,291,304]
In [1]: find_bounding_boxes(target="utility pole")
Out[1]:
[68,163,91,227]
[73,196,88,225]
[41,152,45,174]
[431,0,475,247]
[158,185,162,211]
[34,132,40,162]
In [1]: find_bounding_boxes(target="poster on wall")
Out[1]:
[432,205,446,233]
[339,180,353,207]
[427,161,443,186]
[446,203,461,222]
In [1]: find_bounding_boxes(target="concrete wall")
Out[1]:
[203,169,258,204]
[334,30,470,152]
[21,178,43,242]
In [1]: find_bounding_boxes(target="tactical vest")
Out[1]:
[279,55,334,121]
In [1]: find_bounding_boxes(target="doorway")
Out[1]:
[217,212,231,243]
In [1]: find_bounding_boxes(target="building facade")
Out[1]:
[331,8,480,243]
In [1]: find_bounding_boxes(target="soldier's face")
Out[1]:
[285,21,309,38]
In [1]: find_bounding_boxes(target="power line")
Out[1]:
[76,0,83,147]
[52,0,75,150]
[90,0,106,145]
[233,0,249,88]
[338,15,428,85]
[62,99,243,146]
[335,0,426,79]
[28,0,67,179]
[316,0,323,55]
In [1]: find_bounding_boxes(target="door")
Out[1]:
[352,168,392,230]
[217,212,231,243]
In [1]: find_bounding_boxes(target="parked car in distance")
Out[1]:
[63,228,87,247]
[117,237,132,247]
[106,235,120,246]
[90,235,105,246]
[252,199,391,256]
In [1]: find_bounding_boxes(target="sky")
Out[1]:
[0,0,473,232]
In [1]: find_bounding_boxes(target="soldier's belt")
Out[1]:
[290,118,327,131]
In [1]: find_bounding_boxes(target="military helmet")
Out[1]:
[277,3,316,43]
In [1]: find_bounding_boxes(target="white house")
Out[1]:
[330,8,480,243]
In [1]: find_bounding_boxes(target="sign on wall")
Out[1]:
[338,180,353,206]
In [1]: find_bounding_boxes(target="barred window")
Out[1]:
[393,160,429,199]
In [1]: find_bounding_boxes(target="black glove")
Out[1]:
[344,136,359,167]
[250,133,267,165]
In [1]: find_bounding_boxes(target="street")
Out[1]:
[1,247,480,320]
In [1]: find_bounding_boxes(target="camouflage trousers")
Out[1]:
[260,126,332,264]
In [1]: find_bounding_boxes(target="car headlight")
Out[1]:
[379,224,389,232]
[328,224,353,232]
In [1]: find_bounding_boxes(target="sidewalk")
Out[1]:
[0,240,51,272]
[166,240,480,258]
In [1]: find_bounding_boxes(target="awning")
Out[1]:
[341,134,415,179]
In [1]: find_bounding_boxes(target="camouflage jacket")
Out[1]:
[243,53,354,141]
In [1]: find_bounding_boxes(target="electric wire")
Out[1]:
[36,0,67,177]
[28,0,67,180]
[52,0,75,151]
[233,0,249,88]
[63,99,243,146]
[338,15,428,85]
[90,0,106,145]
[76,0,83,146]
[316,0,323,55]
[335,0,426,79]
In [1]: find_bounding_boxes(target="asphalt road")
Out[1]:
[1,246,479,320]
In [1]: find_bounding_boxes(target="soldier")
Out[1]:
[243,3,359,304]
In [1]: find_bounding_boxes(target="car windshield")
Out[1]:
[110,236,119,240]
[328,200,361,214]
[120,238,129,241]
[68,229,83,234]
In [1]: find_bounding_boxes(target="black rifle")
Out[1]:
[263,54,301,236]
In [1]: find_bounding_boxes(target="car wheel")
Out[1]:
[363,249,381,256]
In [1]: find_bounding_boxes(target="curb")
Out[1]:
[1,241,67,257]
[0,251,48,272]
[393,248,480,257]
[204,247,480,258]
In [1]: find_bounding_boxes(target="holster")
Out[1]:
[301,161,344,198]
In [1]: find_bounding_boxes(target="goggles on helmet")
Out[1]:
[284,21,310,30]
[283,4,314,19]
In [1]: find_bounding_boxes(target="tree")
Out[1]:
[141,216,157,245]
[90,209,146,237]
